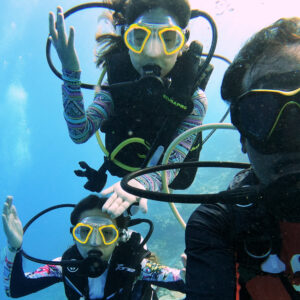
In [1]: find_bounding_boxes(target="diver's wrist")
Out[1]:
[7,244,21,253]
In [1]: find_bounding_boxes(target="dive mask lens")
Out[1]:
[72,217,119,245]
[99,225,119,245]
[233,88,300,153]
[73,223,93,244]
[124,24,184,55]
[234,92,281,141]
[124,24,151,54]
[158,26,185,55]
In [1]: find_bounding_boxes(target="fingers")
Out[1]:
[102,182,146,217]
[2,196,13,237]
[102,192,118,212]
[3,196,13,217]
[102,189,133,217]
[79,161,89,169]
[49,12,57,41]
[75,162,91,176]
[139,198,148,213]
[101,185,114,196]
[74,170,85,177]
[105,197,123,217]
[56,7,67,45]
[68,26,75,49]
[11,205,19,218]
[49,6,67,47]
[104,197,131,218]
[114,201,131,216]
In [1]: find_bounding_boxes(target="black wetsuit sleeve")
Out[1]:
[185,203,237,299]
[8,251,62,298]
[184,170,261,299]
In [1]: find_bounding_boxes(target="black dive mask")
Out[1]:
[75,249,108,278]
[231,84,300,154]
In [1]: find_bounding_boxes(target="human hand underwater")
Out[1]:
[49,6,80,71]
[2,196,23,251]
[101,180,148,218]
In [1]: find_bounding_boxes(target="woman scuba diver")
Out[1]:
[3,194,186,299]
[48,0,210,218]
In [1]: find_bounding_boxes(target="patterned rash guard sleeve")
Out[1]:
[4,248,62,298]
[62,69,113,144]
[135,88,208,191]
[138,259,185,292]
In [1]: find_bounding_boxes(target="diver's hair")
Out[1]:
[70,194,130,229]
[124,0,191,29]
[95,0,190,66]
[221,17,300,103]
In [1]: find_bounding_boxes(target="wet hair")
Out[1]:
[95,0,191,65]
[221,17,300,103]
[70,194,130,229]
[124,0,191,29]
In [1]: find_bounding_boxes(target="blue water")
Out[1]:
[1,0,298,299]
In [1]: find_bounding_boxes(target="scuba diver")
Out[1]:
[48,0,211,218]
[2,194,186,299]
[184,17,300,299]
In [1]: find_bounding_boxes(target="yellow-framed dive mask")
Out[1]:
[72,216,119,245]
[124,23,185,55]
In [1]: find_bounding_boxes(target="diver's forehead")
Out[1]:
[134,7,179,26]
[78,208,114,223]
[243,44,300,90]
[81,216,113,225]
[248,70,300,91]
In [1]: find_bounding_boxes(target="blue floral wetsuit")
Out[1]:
[62,69,207,191]
[4,247,184,299]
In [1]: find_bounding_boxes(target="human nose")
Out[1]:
[89,229,102,246]
[143,34,164,57]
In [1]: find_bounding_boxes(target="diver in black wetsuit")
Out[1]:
[2,194,186,299]
[185,17,300,300]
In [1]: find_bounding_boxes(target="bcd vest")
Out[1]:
[245,222,300,300]
[100,44,212,189]
[233,170,300,299]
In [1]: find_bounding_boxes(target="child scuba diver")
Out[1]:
[48,0,210,218]
[3,194,186,299]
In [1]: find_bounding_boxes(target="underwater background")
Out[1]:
[1,0,299,299]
